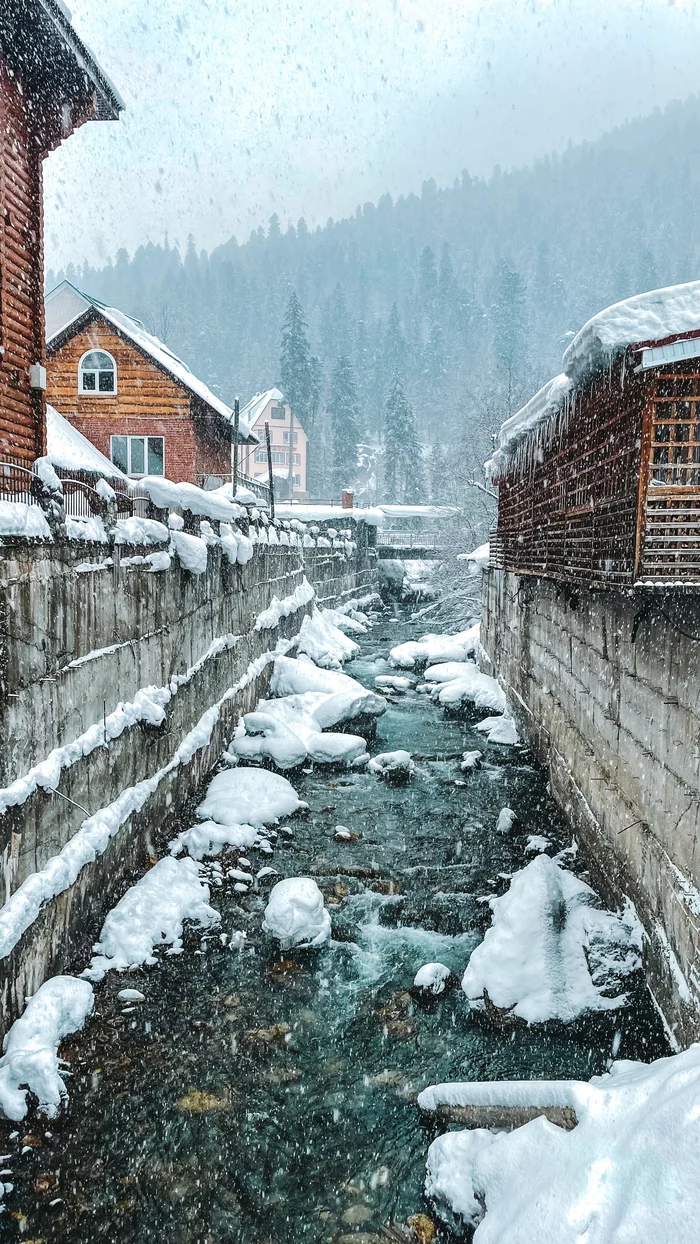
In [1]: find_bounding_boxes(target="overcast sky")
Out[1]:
[45,0,700,272]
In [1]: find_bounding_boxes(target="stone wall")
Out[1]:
[482,567,700,1048]
[0,535,376,1033]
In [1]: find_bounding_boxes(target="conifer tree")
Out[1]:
[280,291,312,429]
[328,354,361,494]
[384,373,424,502]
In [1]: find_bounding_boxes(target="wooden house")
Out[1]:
[45,281,258,485]
[0,0,122,467]
[489,281,700,586]
[237,388,308,499]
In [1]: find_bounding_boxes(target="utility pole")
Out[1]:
[265,420,275,520]
[287,400,295,502]
[232,396,240,497]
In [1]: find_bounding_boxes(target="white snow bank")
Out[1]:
[262,877,331,949]
[0,976,94,1121]
[368,750,415,780]
[197,767,306,828]
[0,501,52,540]
[462,854,643,1023]
[485,373,571,480]
[563,278,700,378]
[65,515,108,543]
[85,857,219,980]
[390,624,479,670]
[414,962,451,995]
[296,609,360,669]
[170,530,208,574]
[114,516,169,545]
[423,1041,700,1242]
[475,714,519,745]
[426,663,507,713]
[270,656,386,720]
[169,819,258,861]
[457,542,490,575]
[254,577,315,630]
[137,475,245,522]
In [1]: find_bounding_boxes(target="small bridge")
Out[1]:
[376,531,445,559]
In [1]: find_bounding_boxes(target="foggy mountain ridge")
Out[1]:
[47,93,700,479]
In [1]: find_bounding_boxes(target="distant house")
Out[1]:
[45,281,258,486]
[237,388,308,499]
[0,1,122,467]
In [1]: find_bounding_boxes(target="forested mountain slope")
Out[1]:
[48,95,700,495]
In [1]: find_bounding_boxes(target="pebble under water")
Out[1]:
[1,605,668,1243]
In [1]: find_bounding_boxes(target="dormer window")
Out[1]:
[79,349,116,393]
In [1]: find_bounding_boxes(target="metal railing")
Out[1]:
[0,460,43,506]
[378,531,442,549]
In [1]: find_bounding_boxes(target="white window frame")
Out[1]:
[110,434,165,478]
[79,349,118,395]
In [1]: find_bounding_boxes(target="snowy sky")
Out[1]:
[45,0,700,271]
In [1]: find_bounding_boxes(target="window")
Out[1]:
[283,431,298,443]
[286,452,301,465]
[271,451,286,464]
[270,404,285,419]
[292,474,301,487]
[255,450,268,463]
[80,350,116,394]
[111,435,165,477]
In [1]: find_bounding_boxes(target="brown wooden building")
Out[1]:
[45,281,258,485]
[489,281,700,587]
[0,0,122,466]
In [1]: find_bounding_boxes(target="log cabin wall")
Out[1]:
[0,54,45,465]
[495,359,646,587]
[47,317,200,482]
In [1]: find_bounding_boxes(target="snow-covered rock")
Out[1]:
[0,976,94,1121]
[169,819,258,861]
[197,767,306,828]
[423,1040,700,1241]
[414,962,452,995]
[296,609,360,669]
[495,807,516,834]
[475,714,519,745]
[461,750,483,772]
[228,699,369,770]
[426,663,507,713]
[368,750,415,782]
[271,656,386,720]
[390,624,480,669]
[262,877,332,949]
[85,856,220,980]
[461,854,643,1024]
[375,674,413,693]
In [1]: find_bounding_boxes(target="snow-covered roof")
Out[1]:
[486,373,572,480]
[563,280,700,380]
[239,389,285,427]
[45,281,257,443]
[46,405,130,482]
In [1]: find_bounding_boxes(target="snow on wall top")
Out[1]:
[486,373,572,480]
[46,405,129,481]
[45,281,257,443]
[562,279,700,379]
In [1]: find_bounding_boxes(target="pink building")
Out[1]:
[237,388,308,499]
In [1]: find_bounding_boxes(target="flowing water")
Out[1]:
[2,605,668,1243]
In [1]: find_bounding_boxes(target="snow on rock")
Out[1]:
[0,976,94,1121]
[496,807,517,834]
[368,750,415,781]
[196,767,306,829]
[270,656,386,719]
[390,624,480,669]
[84,856,220,981]
[461,750,483,772]
[114,516,169,545]
[170,530,208,574]
[229,704,368,770]
[262,877,331,949]
[169,819,258,861]
[461,854,643,1024]
[254,577,315,630]
[526,835,551,854]
[423,1042,700,1242]
[230,712,308,770]
[0,500,52,540]
[475,714,520,745]
[414,962,452,995]
[425,663,507,713]
[65,515,108,543]
[296,609,360,669]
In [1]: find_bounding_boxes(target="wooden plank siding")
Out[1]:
[0,54,45,464]
[495,360,645,587]
[46,316,232,483]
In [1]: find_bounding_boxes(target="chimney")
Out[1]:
[341,488,354,510]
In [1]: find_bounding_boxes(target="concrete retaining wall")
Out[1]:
[0,535,376,1034]
[482,567,700,1048]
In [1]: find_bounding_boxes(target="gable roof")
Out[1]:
[46,404,129,481]
[239,388,306,437]
[45,281,258,444]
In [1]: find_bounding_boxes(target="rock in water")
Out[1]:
[367,750,415,783]
[262,877,332,948]
[413,962,451,995]
[495,806,516,834]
